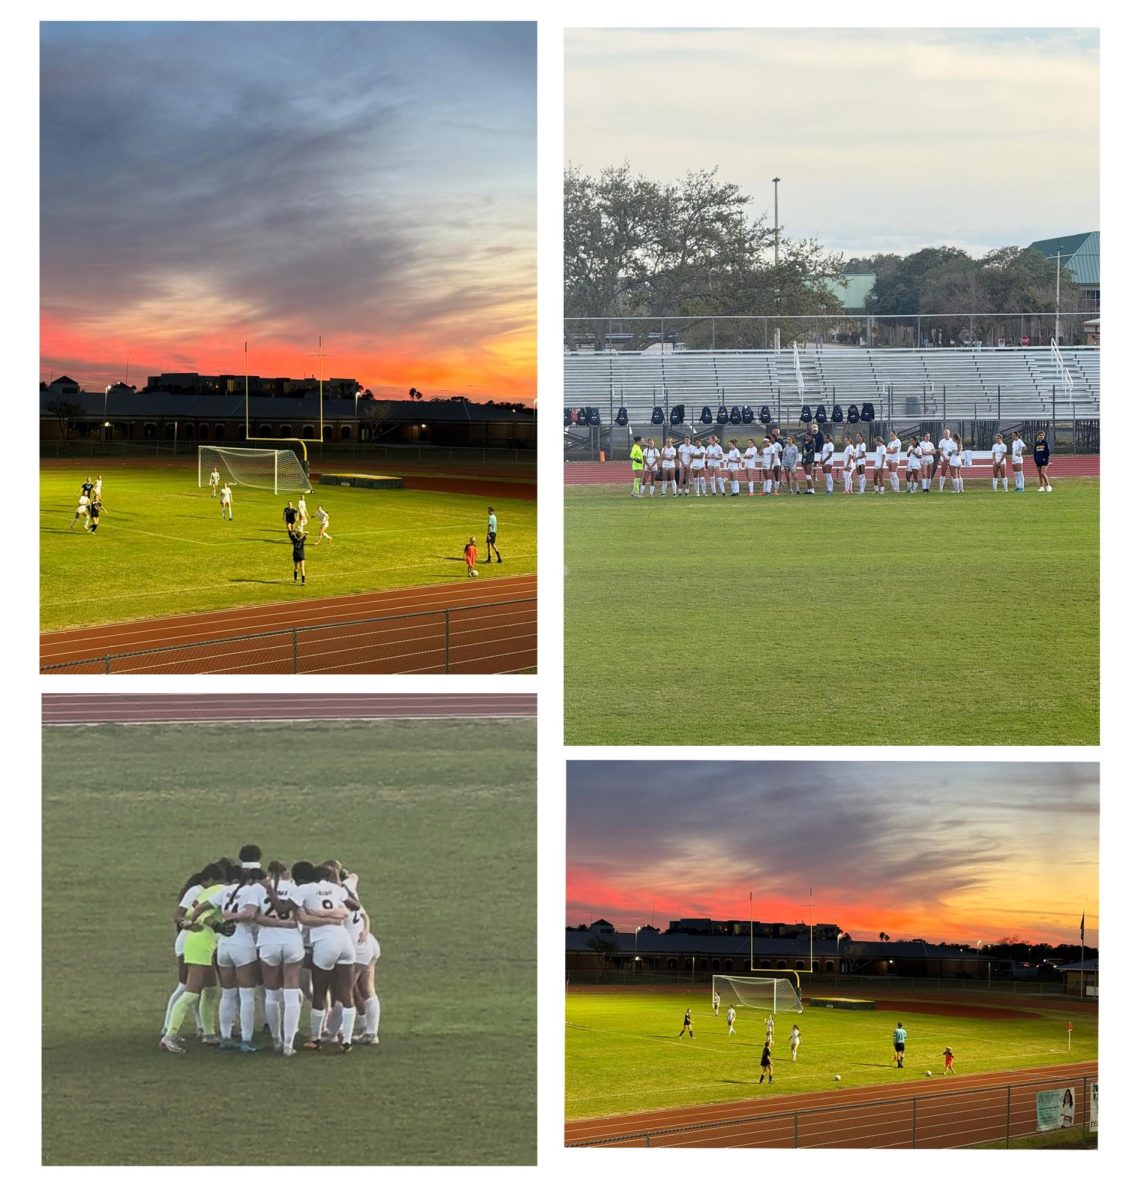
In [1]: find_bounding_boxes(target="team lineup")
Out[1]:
[628,427,1053,498]
[160,846,382,1057]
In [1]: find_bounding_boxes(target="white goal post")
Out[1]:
[713,974,804,1014]
[198,445,313,495]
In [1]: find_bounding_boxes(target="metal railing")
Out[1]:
[42,599,537,675]
[567,1073,1097,1149]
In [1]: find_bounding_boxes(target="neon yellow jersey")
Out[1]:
[184,882,225,952]
[629,444,644,471]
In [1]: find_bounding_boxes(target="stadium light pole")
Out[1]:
[772,177,780,271]
[633,924,649,974]
[1054,247,1062,344]
[103,384,111,443]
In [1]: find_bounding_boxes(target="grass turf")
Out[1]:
[41,466,537,630]
[565,988,1096,1121]
[42,719,536,1165]
[565,480,1098,745]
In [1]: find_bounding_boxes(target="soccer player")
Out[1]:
[255,861,307,1055]
[220,483,234,519]
[712,989,721,1016]
[691,437,709,497]
[820,431,835,495]
[297,864,360,1052]
[801,430,816,494]
[726,1005,737,1035]
[949,435,964,493]
[781,435,798,494]
[351,903,382,1045]
[854,434,868,494]
[707,436,725,496]
[70,492,91,529]
[297,494,309,531]
[208,466,220,498]
[990,434,1009,492]
[464,537,479,578]
[1010,432,1027,492]
[725,438,741,496]
[678,435,695,495]
[935,428,956,492]
[1034,431,1053,492]
[759,1041,774,1084]
[661,437,679,496]
[486,506,504,562]
[315,504,333,543]
[943,1046,956,1075]
[641,438,659,497]
[283,499,298,534]
[93,475,103,503]
[678,1008,694,1039]
[88,498,106,533]
[841,435,856,494]
[919,432,936,492]
[905,439,921,493]
[758,436,774,495]
[628,436,644,497]
[289,527,307,584]
[160,868,227,1054]
[742,438,758,495]
[80,477,95,500]
[162,861,225,1040]
[871,436,887,493]
[893,1021,907,1067]
[789,1023,801,1060]
[886,430,902,493]
[765,1014,775,1041]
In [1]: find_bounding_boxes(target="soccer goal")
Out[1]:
[713,974,804,1014]
[198,446,312,494]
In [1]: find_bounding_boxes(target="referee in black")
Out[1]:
[289,527,307,584]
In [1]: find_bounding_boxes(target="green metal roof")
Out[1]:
[1028,231,1099,286]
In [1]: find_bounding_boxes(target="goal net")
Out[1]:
[712,974,803,1013]
[198,446,312,494]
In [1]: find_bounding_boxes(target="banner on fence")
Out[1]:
[1089,1081,1098,1131]
[1035,1087,1077,1130]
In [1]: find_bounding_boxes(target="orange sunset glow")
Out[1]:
[41,23,536,405]
[567,762,1098,948]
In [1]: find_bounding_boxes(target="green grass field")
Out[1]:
[42,719,536,1165]
[565,481,1098,744]
[565,987,1096,1120]
[41,466,537,630]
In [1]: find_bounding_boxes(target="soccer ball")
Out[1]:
[833,1074,841,1082]
[925,1070,933,1077]
[471,569,479,577]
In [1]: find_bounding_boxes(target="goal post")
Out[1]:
[713,974,804,1014]
[198,445,313,494]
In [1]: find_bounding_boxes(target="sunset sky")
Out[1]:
[40,22,536,403]
[566,27,1098,257]
[567,762,1098,948]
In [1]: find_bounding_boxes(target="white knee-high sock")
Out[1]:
[340,1005,357,1046]
[219,988,238,1039]
[365,994,382,1038]
[239,987,257,1043]
[283,989,302,1050]
[310,1008,325,1039]
[265,988,282,1044]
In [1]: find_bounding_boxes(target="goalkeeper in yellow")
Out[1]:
[629,436,644,497]
[160,873,227,1053]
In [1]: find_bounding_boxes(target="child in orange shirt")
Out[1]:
[464,537,479,577]
[943,1046,955,1074]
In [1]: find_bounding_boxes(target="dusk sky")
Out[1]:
[566,28,1098,258]
[40,22,536,403]
[567,762,1098,948]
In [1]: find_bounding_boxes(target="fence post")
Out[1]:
[104,654,112,674]
[644,1132,651,1148]
[291,627,298,673]
[444,609,451,673]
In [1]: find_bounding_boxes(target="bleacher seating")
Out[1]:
[565,346,1100,428]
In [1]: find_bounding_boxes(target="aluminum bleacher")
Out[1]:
[565,346,1099,426]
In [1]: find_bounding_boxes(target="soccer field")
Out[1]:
[565,987,1097,1120]
[565,481,1098,745]
[40,466,537,631]
[42,719,537,1165]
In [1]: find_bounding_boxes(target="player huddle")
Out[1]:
[160,845,381,1057]
[629,427,1053,498]
[69,475,106,532]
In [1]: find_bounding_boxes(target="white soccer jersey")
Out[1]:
[939,437,957,460]
[873,444,886,468]
[726,447,741,471]
[743,446,757,470]
[679,443,694,466]
[178,883,204,910]
[209,470,220,483]
[298,497,308,516]
[644,447,659,469]
[216,881,263,949]
[255,879,305,944]
[1011,438,1026,462]
[843,446,856,469]
[220,486,233,503]
[707,444,723,467]
[317,508,329,525]
[76,495,90,512]
[821,440,834,468]
[855,441,867,465]
[661,446,677,468]
[920,440,935,460]
[992,442,1007,463]
[961,448,972,467]
[296,880,349,943]
[887,437,902,463]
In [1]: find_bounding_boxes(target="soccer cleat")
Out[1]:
[353,1034,379,1045]
[1038,486,1045,492]
[218,1037,240,1051]
[1047,486,1053,492]
[159,1035,185,1054]
[302,1039,322,1051]
[238,1041,259,1054]
[199,1035,220,1046]
[336,1042,353,1054]
[283,1046,296,1057]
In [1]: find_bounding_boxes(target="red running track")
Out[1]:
[42,693,536,725]
[566,1060,1097,1148]
[41,575,537,675]
[565,455,1100,484]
